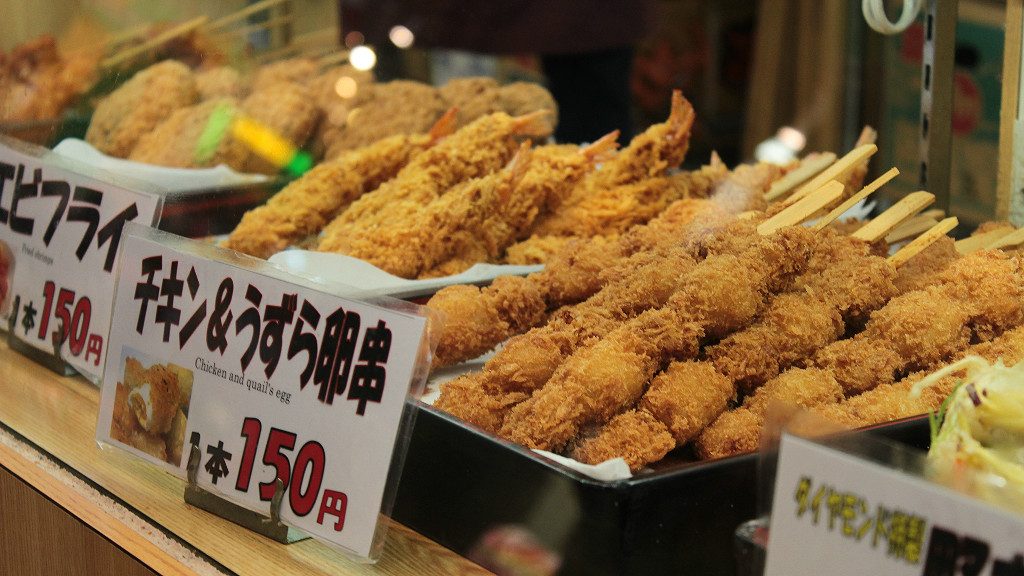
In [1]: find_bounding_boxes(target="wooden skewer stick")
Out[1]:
[850,191,935,243]
[102,16,209,69]
[210,15,294,38]
[916,209,946,221]
[783,144,878,207]
[986,227,1024,250]
[889,217,960,267]
[763,153,837,202]
[812,167,899,231]
[954,226,1014,254]
[757,180,845,235]
[318,50,350,67]
[885,216,939,244]
[208,0,290,30]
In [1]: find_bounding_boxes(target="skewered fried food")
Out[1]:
[814,251,1024,395]
[572,361,733,469]
[498,226,817,451]
[318,110,552,253]
[695,251,1024,460]
[694,369,845,460]
[223,111,457,259]
[417,136,618,277]
[572,226,897,469]
[86,60,198,157]
[429,161,781,367]
[810,325,1024,429]
[340,144,537,278]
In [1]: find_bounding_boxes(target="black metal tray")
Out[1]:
[392,403,930,576]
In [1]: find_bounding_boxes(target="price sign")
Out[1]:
[97,226,430,559]
[765,434,1024,576]
[0,137,162,379]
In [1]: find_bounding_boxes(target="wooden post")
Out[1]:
[997,0,1024,223]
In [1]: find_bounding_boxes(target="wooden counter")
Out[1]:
[0,339,490,575]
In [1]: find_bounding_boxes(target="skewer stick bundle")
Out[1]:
[885,214,941,244]
[986,227,1024,250]
[811,167,899,231]
[764,153,837,202]
[783,144,878,206]
[955,226,1014,254]
[888,217,959,266]
[102,16,209,69]
[757,180,845,235]
[850,191,935,243]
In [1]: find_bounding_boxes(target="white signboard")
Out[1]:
[766,433,1024,576]
[97,226,430,559]
[0,138,161,379]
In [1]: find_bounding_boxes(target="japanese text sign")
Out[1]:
[765,433,1024,576]
[0,137,162,379]
[97,226,430,559]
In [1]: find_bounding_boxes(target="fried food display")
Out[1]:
[694,250,1024,461]
[224,111,457,259]
[86,60,198,157]
[195,66,248,100]
[429,161,781,368]
[110,356,194,466]
[128,97,245,168]
[0,35,99,125]
[317,110,553,254]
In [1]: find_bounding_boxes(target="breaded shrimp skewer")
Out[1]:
[498,226,818,452]
[223,110,458,259]
[428,162,780,368]
[417,133,621,277]
[317,110,552,253]
[340,144,536,278]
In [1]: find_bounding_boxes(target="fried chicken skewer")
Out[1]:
[317,109,553,253]
[498,225,819,452]
[810,324,1024,429]
[572,215,954,470]
[433,182,787,433]
[428,162,781,368]
[223,110,458,259]
[695,250,1024,459]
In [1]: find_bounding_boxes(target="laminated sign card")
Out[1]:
[97,225,430,559]
[0,136,161,379]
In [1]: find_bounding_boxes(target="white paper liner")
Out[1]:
[52,138,269,192]
[269,250,543,299]
[530,450,632,481]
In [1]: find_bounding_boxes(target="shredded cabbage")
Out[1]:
[912,356,1024,512]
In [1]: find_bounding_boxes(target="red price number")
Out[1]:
[235,417,348,532]
[38,280,103,362]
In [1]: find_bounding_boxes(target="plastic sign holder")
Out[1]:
[184,444,309,544]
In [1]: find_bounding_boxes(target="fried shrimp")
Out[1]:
[223,110,457,259]
[317,110,552,254]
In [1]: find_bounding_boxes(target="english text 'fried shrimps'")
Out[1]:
[223,109,458,259]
